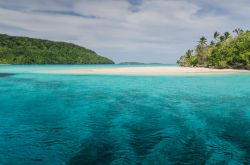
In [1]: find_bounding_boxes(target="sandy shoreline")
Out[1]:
[36,66,250,75]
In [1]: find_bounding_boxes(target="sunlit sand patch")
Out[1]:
[35,66,250,75]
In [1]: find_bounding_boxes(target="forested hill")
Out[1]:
[177,29,250,69]
[0,34,114,64]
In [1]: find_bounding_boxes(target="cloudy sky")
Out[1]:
[0,0,249,63]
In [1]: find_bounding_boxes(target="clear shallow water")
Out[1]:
[0,65,250,164]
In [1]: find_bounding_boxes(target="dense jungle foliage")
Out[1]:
[177,29,250,69]
[0,34,114,64]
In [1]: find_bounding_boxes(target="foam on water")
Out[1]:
[0,65,250,164]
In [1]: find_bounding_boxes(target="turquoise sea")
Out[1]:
[0,65,250,164]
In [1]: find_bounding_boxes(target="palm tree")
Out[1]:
[213,31,220,41]
[224,32,230,40]
[198,36,207,46]
[185,49,193,58]
[219,35,225,42]
[239,29,244,34]
[233,28,244,35]
[210,40,215,46]
[233,29,238,35]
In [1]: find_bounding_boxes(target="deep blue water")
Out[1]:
[0,65,250,164]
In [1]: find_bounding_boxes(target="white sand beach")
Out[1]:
[37,66,250,75]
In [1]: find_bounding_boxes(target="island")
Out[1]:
[0,34,114,64]
[119,62,145,65]
[119,62,164,65]
[177,29,250,69]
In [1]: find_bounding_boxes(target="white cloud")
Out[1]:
[0,0,249,63]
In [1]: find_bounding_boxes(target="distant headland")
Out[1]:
[119,62,164,65]
[0,34,114,64]
[177,29,250,70]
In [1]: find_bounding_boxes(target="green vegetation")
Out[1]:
[177,29,250,69]
[119,62,164,65]
[0,34,114,64]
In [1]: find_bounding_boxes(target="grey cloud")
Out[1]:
[32,9,101,19]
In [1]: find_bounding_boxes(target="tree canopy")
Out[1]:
[177,29,250,69]
[0,34,114,64]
